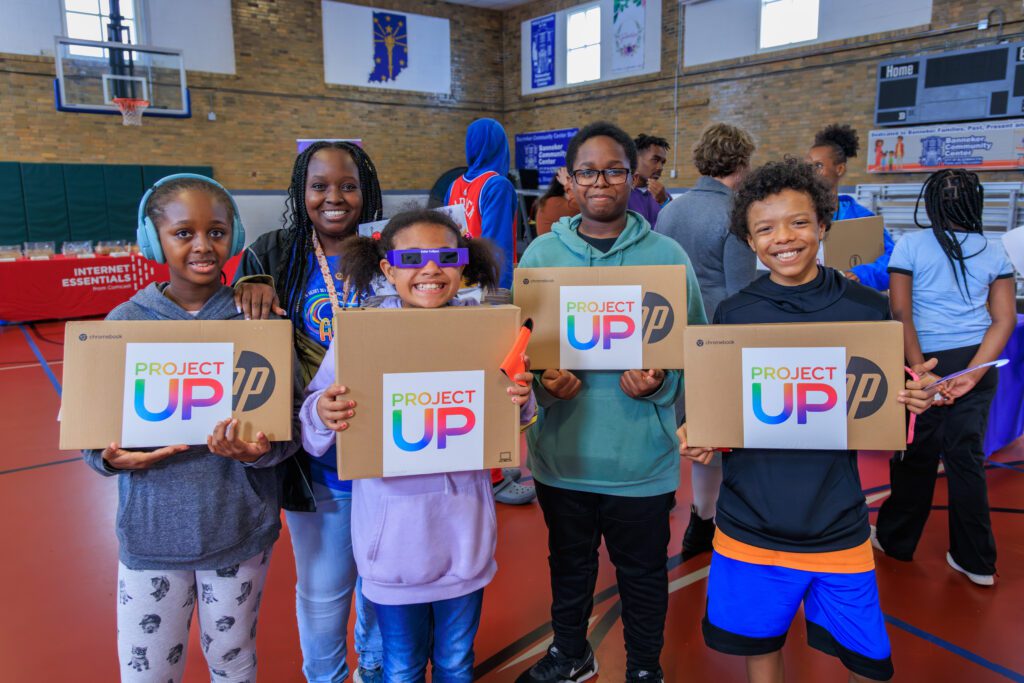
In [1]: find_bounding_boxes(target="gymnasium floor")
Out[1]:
[2,319,1022,682]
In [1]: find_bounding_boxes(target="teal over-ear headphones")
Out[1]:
[136,173,246,264]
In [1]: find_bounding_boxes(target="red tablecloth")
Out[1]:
[0,253,242,322]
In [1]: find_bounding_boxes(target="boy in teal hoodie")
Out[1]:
[515,122,706,683]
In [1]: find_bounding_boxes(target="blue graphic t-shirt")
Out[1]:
[302,253,374,492]
[302,254,371,348]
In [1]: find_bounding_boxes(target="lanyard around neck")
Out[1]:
[311,230,354,310]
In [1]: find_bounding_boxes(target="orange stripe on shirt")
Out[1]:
[713,530,875,574]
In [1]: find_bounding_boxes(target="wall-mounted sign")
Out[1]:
[868,119,1024,173]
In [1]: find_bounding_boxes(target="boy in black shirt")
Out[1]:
[679,159,936,683]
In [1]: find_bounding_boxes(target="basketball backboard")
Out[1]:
[54,36,191,118]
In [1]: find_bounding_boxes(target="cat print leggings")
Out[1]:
[116,549,272,683]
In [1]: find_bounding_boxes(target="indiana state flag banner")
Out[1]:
[322,1,452,95]
[370,11,408,83]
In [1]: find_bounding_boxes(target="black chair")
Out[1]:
[427,166,468,208]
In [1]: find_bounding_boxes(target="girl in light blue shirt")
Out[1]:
[875,169,1017,586]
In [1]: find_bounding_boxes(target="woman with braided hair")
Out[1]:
[874,169,1017,587]
[808,123,896,290]
[232,140,386,682]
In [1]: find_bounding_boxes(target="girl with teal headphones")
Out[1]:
[83,174,302,683]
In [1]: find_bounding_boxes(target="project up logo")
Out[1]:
[382,370,485,476]
[121,343,234,447]
[742,347,848,449]
[559,285,643,369]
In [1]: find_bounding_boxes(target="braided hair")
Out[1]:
[338,209,501,296]
[278,141,384,328]
[146,177,236,283]
[914,169,986,299]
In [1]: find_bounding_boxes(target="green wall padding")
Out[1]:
[0,163,217,248]
[104,165,145,242]
[63,164,109,243]
[0,163,28,246]
[20,164,70,244]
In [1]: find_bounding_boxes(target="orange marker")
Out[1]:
[500,318,533,386]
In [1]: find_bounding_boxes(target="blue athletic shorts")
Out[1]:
[702,551,894,681]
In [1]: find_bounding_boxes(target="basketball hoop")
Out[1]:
[112,98,149,126]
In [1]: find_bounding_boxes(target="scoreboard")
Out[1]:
[875,42,1024,126]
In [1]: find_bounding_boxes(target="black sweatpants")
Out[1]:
[876,345,998,576]
[535,480,674,672]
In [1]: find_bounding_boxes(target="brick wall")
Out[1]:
[0,0,504,191]
[3,0,1023,191]
[501,0,1024,188]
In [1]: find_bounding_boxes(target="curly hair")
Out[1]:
[813,123,860,164]
[693,123,755,178]
[566,121,638,172]
[337,209,502,295]
[634,134,670,152]
[729,158,836,241]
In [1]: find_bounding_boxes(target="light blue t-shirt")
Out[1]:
[888,230,1014,353]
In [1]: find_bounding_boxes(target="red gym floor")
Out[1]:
[2,320,1022,682]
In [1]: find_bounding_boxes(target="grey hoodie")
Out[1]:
[83,283,301,570]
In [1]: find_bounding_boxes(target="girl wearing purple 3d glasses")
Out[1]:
[298,209,538,681]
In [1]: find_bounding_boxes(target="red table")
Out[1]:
[0,253,243,322]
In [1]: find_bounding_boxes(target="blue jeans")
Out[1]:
[370,589,484,683]
[286,482,383,682]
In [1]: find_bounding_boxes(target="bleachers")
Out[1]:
[854,181,1024,300]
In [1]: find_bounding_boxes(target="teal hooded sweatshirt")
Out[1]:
[517,211,707,497]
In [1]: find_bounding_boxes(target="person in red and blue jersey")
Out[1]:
[447,117,534,505]
[446,118,518,290]
[808,123,895,291]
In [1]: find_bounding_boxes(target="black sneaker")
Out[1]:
[681,504,715,561]
[515,644,598,682]
[626,668,664,682]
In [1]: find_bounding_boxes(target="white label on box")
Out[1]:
[559,285,643,369]
[382,370,485,476]
[741,347,848,449]
[121,343,234,447]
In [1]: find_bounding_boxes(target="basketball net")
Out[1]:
[113,98,149,126]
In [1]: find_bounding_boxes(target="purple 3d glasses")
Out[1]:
[386,248,469,268]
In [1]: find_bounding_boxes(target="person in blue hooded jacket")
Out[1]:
[446,117,534,505]
[446,118,518,290]
[808,123,895,290]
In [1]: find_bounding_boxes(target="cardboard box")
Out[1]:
[823,216,886,272]
[513,265,687,370]
[60,320,294,450]
[334,305,522,479]
[683,321,906,451]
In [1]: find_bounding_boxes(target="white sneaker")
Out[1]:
[946,552,994,587]
[870,525,884,552]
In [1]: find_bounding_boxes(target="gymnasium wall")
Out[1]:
[0,0,505,194]
[500,0,1024,189]
[3,0,1024,197]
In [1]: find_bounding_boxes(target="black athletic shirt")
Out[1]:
[578,232,619,253]
[712,266,892,553]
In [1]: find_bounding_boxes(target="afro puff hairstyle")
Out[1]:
[813,123,860,164]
